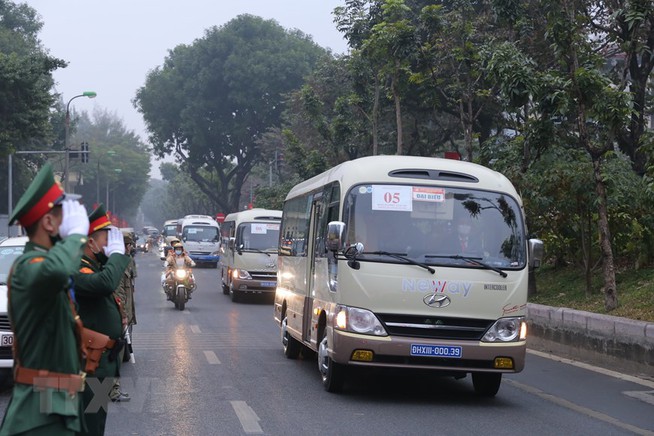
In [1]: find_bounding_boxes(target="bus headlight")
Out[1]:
[232,269,252,280]
[334,305,387,336]
[482,317,525,342]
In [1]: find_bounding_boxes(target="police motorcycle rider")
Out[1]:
[163,241,196,300]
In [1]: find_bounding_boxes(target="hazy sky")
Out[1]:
[22,0,349,176]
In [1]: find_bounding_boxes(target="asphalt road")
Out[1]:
[0,251,652,435]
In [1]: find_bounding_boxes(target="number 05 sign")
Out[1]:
[372,185,413,211]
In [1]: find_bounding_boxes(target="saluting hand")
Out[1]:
[59,200,90,238]
[104,227,126,256]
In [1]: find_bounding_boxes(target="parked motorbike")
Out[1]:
[167,259,196,311]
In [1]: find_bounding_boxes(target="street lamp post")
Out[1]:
[64,91,96,192]
[105,168,122,211]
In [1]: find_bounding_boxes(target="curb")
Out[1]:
[526,303,654,378]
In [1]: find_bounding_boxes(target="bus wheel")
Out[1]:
[281,316,301,359]
[318,331,345,393]
[472,372,502,397]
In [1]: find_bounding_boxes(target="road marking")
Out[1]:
[506,379,654,436]
[190,325,202,334]
[230,400,263,434]
[203,350,221,364]
[623,390,654,406]
[527,349,654,388]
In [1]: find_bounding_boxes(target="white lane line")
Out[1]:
[230,400,263,434]
[527,349,654,389]
[203,350,221,364]
[623,390,654,406]
[190,325,202,334]
[506,380,654,436]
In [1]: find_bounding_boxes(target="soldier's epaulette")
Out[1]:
[79,267,94,274]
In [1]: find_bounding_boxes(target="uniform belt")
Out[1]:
[14,366,86,395]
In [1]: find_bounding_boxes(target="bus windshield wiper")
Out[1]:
[424,254,507,278]
[365,251,435,274]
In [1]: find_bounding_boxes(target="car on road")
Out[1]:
[0,236,28,369]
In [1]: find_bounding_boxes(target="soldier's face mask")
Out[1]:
[89,237,109,265]
[175,249,182,256]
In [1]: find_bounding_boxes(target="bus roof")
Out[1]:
[285,155,520,202]
[224,208,282,223]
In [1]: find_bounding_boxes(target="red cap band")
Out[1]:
[20,184,64,228]
[89,215,111,234]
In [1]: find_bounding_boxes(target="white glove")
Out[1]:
[104,227,126,256]
[59,200,90,238]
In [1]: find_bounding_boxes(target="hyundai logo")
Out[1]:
[423,293,451,308]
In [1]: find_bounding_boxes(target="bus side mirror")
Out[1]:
[528,238,544,268]
[228,237,235,250]
[327,221,346,252]
[237,244,244,255]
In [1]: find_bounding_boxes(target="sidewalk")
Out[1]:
[526,303,654,379]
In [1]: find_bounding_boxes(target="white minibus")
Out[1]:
[220,209,282,302]
[274,155,543,395]
[177,215,221,267]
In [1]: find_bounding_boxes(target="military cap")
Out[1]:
[88,203,112,235]
[122,231,134,244]
[172,241,183,248]
[9,163,80,227]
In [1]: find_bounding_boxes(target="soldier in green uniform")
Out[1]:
[109,232,137,402]
[73,205,130,436]
[0,163,90,435]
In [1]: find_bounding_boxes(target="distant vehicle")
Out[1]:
[177,215,221,267]
[219,209,281,302]
[0,236,28,369]
[160,219,179,258]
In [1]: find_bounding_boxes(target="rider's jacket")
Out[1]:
[165,252,195,273]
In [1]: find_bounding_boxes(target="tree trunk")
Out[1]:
[372,74,380,156]
[392,64,403,155]
[527,266,537,297]
[592,157,618,311]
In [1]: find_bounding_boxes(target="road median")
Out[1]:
[526,303,654,379]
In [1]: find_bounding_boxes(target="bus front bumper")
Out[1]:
[331,329,526,373]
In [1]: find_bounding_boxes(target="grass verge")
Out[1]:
[530,265,654,322]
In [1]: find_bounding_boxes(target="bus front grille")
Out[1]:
[376,314,493,340]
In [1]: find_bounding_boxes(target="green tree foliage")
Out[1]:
[70,109,151,223]
[0,0,65,154]
[140,163,217,227]
[134,14,328,214]
[0,0,67,216]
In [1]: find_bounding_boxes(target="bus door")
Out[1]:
[302,192,322,344]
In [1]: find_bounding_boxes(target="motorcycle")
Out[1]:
[167,258,195,310]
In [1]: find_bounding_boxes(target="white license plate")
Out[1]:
[410,344,462,358]
[261,281,276,287]
[1,333,13,347]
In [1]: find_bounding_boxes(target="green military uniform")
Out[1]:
[0,164,87,436]
[73,205,130,436]
[115,235,137,327]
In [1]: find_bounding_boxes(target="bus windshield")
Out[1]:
[183,225,218,242]
[237,222,280,251]
[343,184,526,269]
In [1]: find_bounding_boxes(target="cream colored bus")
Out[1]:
[220,209,282,302]
[274,155,543,395]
